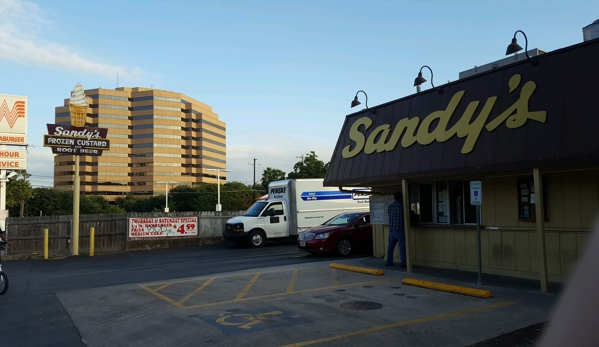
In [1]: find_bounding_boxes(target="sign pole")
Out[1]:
[476,204,482,286]
[469,180,483,286]
[72,155,80,255]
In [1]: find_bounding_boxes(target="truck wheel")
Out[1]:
[249,230,266,248]
[336,238,352,256]
[234,240,247,246]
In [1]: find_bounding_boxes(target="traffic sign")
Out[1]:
[470,181,482,205]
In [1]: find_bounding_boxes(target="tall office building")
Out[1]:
[53,87,227,200]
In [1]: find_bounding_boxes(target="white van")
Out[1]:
[223,179,369,247]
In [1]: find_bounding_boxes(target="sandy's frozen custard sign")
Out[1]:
[44,83,110,156]
[342,74,547,158]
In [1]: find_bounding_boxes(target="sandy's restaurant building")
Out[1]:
[324,23,599,291]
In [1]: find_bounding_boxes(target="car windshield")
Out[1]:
[322,213,364,226]
[245,201,268,217]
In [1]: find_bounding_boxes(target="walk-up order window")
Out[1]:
[409,181,477,225]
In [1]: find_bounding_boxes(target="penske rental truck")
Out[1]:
[223,179,369,247]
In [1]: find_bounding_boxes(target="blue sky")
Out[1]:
[1,0,597,187]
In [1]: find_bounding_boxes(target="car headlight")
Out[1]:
[315,233,330,239]
[233,223,244,232]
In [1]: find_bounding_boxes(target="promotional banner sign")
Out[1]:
[44,124,109,156]
[128,217,199,238]
[0,94,27,145]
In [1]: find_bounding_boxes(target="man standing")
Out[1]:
[386,192,406,268]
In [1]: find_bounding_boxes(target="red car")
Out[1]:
[297,212,372,256]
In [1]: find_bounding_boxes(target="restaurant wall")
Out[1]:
[372,169,598,283]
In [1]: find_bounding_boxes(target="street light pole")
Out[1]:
[156,181,177,212]
[206,168,231,211]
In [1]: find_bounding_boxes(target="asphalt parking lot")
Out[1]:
[55,257,557,347]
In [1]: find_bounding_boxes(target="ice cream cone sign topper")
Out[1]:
[69,83,89,127]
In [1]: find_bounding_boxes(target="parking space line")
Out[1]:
[280,301,515,347]
[139,283,186,309]
[178,277,216,305]
[155,282,173,292]
[182,279,394,309]
[236,273,261,301]
[286,269,299,293]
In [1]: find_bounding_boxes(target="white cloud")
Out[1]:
[0,0,142,79]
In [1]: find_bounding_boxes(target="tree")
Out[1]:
[260,167,286,192]
[287,151,329,179]
[6,171,35,217]
[21,187,72,216]
[170,185,203,212]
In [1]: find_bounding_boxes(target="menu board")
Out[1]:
[369,195,395,225]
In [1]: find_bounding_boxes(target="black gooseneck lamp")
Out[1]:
[351,90,375,114]
[506,30,538,66]
[413,65,443,94]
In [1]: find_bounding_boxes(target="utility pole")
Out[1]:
[249,158,258,202]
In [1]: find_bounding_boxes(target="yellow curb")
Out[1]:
[329,263,384,276]
[402,278,492,298]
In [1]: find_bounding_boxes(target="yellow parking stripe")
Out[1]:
[183,279,394,309]
[154,282,173,292]
[177,277,216,305]
[280,301,515,347]
[286,269,299,293]
[139,284,186,309]
[236,273,261,301]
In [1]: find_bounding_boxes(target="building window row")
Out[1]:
[132,96,180,103]
[98,162,128,167]
[93,104,129,111]
[183,155,226,164]
[131,124,180,130]
[131,134,180,139]
[98,172,128,176]
[98,123,129,129]
[133,114,181,121]
[198,128,226,139]
[181,136,226,148]
[180,146,226,155]
[131,105,180,112]
[108,134,129,139]
[130,153,180,158]
[88,94,129,101]
[94,113,129,120]
[199,119,226,131]
[131,143,181,149]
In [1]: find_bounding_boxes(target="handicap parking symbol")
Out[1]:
[199,306,312,336]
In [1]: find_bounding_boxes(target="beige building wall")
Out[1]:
[54,87,227,200]
[372,169,599,283]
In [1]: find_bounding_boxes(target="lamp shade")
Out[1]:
[351,96,361,108]
[414,72,427,87]
[506,38,523,55]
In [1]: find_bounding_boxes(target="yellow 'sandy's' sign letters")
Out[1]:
[342,74,547,158]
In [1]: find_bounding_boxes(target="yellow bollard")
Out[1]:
[90,227,95,257]
[44,228,48,260]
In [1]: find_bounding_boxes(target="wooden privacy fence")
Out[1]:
[5,211,244,256]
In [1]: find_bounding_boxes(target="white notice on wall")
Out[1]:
[369,196,385,224]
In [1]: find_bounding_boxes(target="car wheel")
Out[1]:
[234,240,247,246]
[336,238,352,256]
[249,230,266,248]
